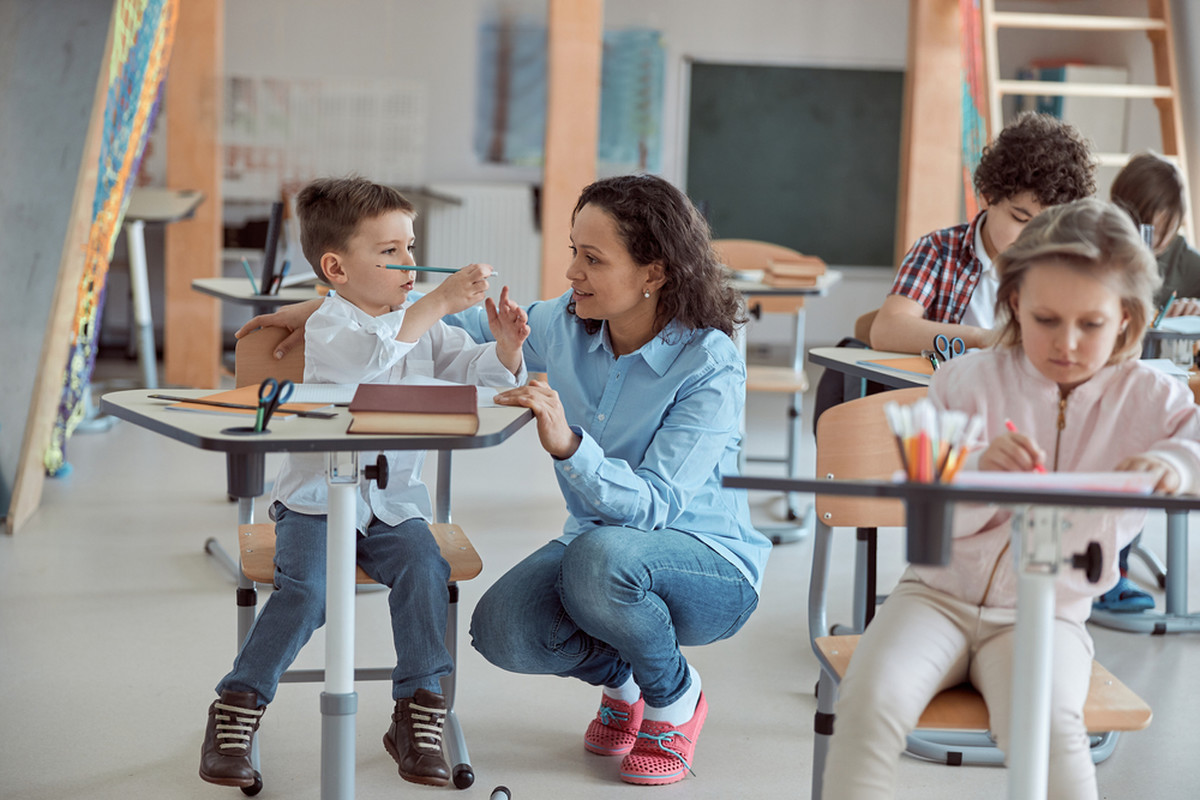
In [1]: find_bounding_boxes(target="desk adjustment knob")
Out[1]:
[1071,541,1103,584]
[364,455,389,489]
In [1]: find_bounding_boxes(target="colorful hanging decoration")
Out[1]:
[44,0,179,475]
[959,0,988,218]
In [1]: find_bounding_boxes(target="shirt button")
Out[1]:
[597,413,606,421]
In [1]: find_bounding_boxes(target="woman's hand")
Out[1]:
[427,263,494,316]
[978,432,1046,472]
[1115,454,1181,494]
[494,379,580,459]
[234,298,323,359]
[486,286,529,376]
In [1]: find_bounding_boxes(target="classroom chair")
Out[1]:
[229,327,484,793]
[714,238,812,527]
[807,388,1152,800]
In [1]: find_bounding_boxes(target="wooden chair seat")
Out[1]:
[746,365,809,394]
[238,522,483,585]
[815,634,1152,733]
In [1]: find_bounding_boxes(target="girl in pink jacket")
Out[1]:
[824,198,1200,799]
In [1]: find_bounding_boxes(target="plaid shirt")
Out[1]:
[889,210,987,323]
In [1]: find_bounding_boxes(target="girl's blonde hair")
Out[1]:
[993,197,1160,364]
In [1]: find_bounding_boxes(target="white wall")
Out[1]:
[217,0,1197,351]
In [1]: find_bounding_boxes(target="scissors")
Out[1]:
[256,377,295,432]
[933,334,967,362]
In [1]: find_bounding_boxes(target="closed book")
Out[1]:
[347,383,479,435]
[765,257,825,278]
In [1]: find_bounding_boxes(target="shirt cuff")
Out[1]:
[555,425,598,480]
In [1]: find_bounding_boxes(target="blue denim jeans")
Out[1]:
[469,526,759,707]
[217,503,452,703]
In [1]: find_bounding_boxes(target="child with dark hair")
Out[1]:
[870,111,1097,354]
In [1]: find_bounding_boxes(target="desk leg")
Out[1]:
[1008,509,1057,800]
[323,456,358,800]
[1165,509,1188,615]
[126,219,158,388]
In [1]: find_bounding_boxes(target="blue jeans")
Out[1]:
[217,504,452,703]
[469,526,759,707]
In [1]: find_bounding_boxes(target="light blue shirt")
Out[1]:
[447,291,770,593]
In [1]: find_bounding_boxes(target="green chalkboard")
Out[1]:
[686,62,904,267]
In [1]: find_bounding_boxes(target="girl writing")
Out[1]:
[824,197,1200,799]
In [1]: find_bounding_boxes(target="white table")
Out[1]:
[124,188,205,388]
[733,271,843,542]
[100,389,532,798]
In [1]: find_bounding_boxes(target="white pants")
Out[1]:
[823,578,1097,799]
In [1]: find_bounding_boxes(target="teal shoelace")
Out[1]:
[634,729,697,776]
[599,705,631,727]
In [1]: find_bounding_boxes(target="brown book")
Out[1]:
[765,257,826,278]
[347,383,479,435]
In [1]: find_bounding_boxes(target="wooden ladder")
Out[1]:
[979,0,1190,236]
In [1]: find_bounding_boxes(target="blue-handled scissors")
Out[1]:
[256,377,295,432]
[933,334,967,362]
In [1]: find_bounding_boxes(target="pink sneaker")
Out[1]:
[619,692,708,785]
[584,694,644,756]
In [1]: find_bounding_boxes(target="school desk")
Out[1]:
[99,389,532,799]
[812,345,1200,636]
[732,271,844,543]
[725,473,1200,800]
[191,276,323,318]
[124,188,205,388]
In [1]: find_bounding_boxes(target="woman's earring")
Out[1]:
[643,290,651,299]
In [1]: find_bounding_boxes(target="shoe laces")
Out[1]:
[598,705,631,727]
[407,701,446,753]
[635,729,697,776]
[213,701,264,755]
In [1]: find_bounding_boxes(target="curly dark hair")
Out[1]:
[567,174,746,338]
[973,111,1096,207]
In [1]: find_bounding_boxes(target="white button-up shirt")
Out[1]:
[270,294,525,531]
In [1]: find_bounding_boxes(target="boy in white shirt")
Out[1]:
[199,176,529,790]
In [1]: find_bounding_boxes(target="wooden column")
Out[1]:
[894,0,962,267]
[164,0,222,387]
[540,0,604,299]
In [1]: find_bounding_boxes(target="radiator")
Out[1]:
[423,182,543,306]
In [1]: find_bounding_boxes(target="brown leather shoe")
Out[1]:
[383,689,450,786]
[199,690,265,787]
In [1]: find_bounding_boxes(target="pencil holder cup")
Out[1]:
[222,425,271,436]
[904,495,952,566]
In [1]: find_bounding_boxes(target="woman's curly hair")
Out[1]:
[974,111,1097,207]
[567,174,746,338]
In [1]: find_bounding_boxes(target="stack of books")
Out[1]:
[763,255,826,288]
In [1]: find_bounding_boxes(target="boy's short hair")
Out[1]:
[295,176,416,282]
[1110,151,1187,241]
[993,197,1160,364]
[973,111,1097,208]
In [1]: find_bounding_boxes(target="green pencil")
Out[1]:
[377,264,498,276]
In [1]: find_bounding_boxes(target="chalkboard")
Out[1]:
[0,0,113,525]
[686,62,904,267]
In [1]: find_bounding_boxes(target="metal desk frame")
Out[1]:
[101,389,532,798]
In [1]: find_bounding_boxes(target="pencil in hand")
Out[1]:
[1004,419,1047,473]
[377,264,499,276]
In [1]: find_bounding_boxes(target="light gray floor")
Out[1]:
[3,361,1200,799]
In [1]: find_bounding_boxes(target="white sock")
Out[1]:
[643,665,701,725]
[602,673,641,705]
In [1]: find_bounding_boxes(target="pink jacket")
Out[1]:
[908,347,1200,622]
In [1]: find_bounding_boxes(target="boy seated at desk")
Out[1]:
[869,112,1096,354]
[198,176,529,790]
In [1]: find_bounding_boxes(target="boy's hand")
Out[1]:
[1115,454,1181,494]
[979,432,1047,473]
[486,286,529,375]
[427,263,493,316]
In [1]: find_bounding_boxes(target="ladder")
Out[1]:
[979,0,1190,237]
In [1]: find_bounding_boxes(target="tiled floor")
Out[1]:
[3,361,1200,798]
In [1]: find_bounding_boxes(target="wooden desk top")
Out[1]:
[192,277,322,307]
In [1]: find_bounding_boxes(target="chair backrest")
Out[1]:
[235,327,305,388]
[814,386,927,528]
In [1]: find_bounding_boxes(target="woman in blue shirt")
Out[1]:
[236,175,771,787]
